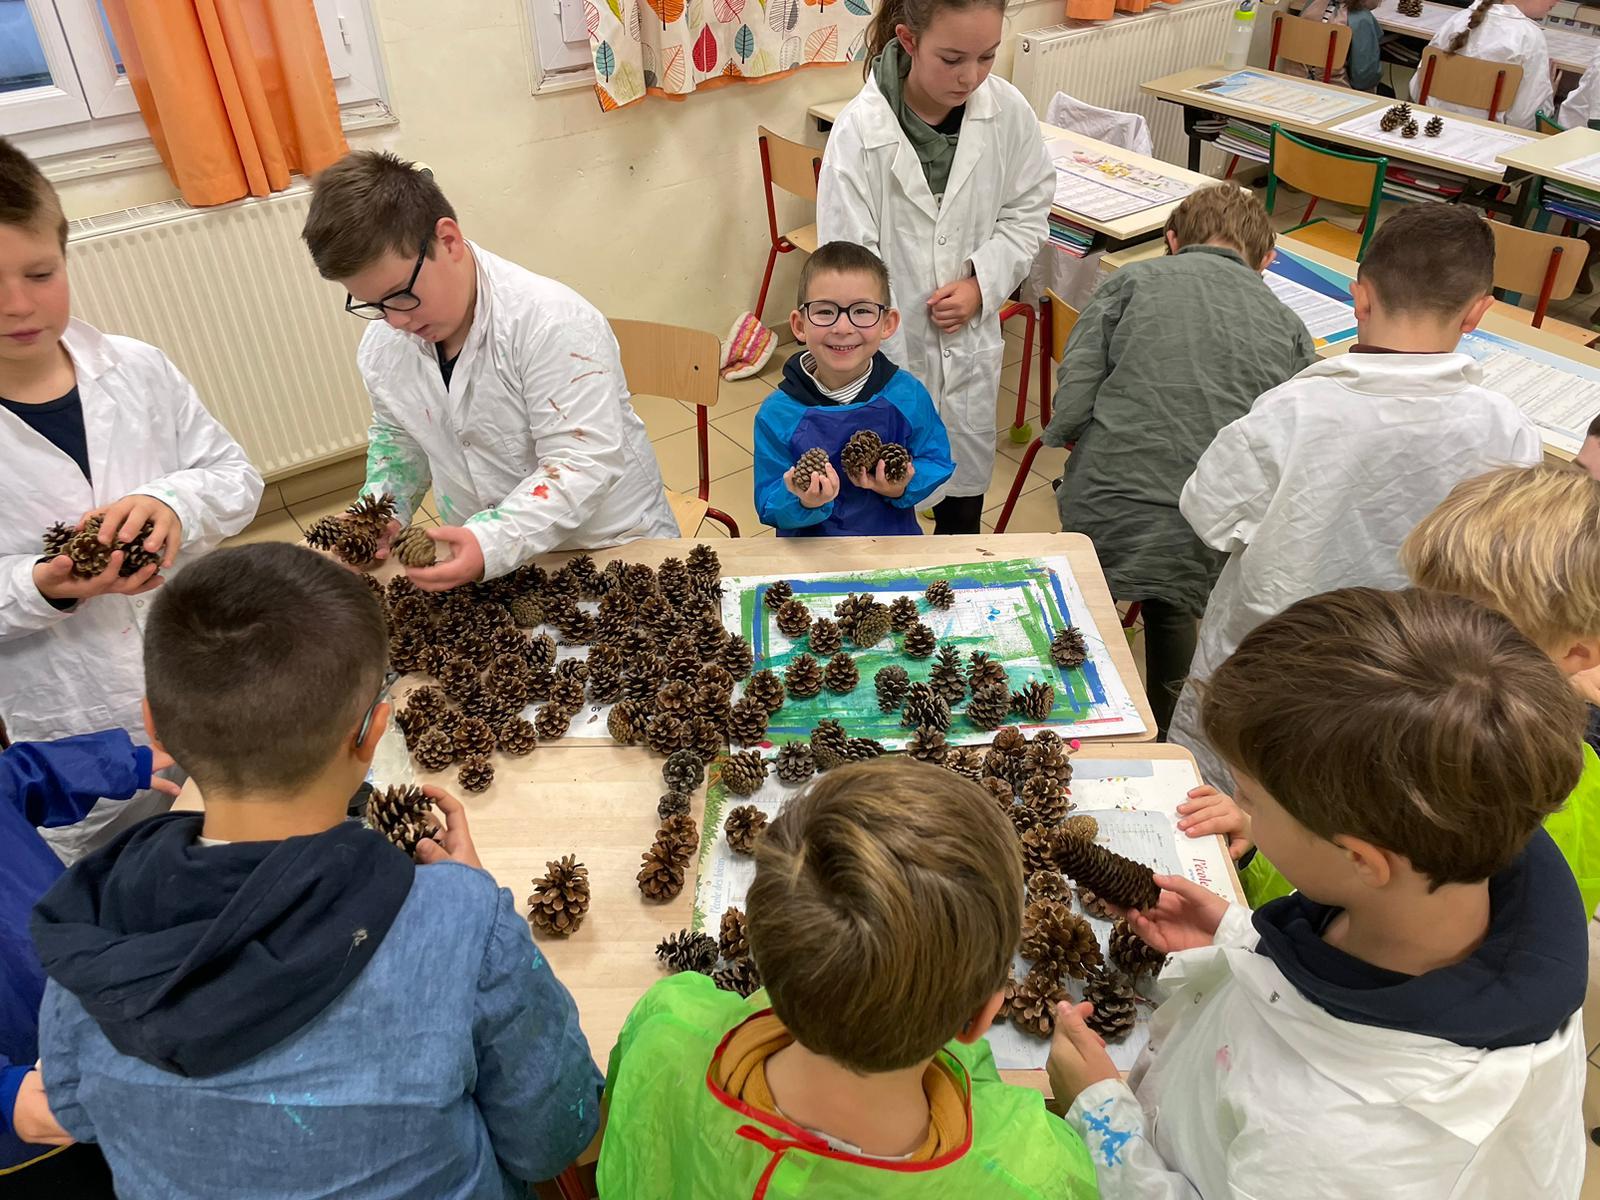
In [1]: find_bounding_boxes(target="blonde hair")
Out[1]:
[1165,183,1275,266]
[745,758,1022,1072]
[1401,464,1600,649]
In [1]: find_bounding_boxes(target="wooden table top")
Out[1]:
[1495,124,1600,189]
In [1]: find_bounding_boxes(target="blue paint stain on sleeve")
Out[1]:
[1080,1100,1136,1167]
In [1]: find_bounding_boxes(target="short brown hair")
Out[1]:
[1402,463,1600,649]
[1588,413,1600,440]
[302,150,457,280]
[746,758,1021,1071]
[145,544,388,793]
[1165,183,1274,265]
[0,136,66,251]
[1202,587,1584,888]
[1357,206,1493,319]
[798,240,891,306]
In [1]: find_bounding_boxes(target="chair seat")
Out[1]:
[1282,219,1365,259]
[1489,300,1597,345]
[786,223,819,253]
[667,491,709,538]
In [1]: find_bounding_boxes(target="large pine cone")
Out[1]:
[775,742,815,782]
[929,647,967,704]
[1023,738,1073,788]
[746,670,785,714]
[791,447,831,492]
[1002,970,1067,1038]
[527,855,590,937]
[785,654,824,699]
[1109,918,1167,978]
[1085,971,1138,1041]
[1022,897,1105,981]
[875,665,910,712]
[839,429,883,477]
[965,683,1011,730]
[454,717,497,759]
[656,929,717,974]
[1056,835,1160,911]
[823,653,859,694]
[720,750,768,796]
[902,622,936,658]
[687,542,720,577]
[1050,626,1088,669]
[686,716,724,763]
[728,697,770,746]
[392,525,437,568]
[924,579,955,609]
[809,617,843,657]
[457,757,494,794]
[724,804,768,853]
[900,682,951,731]
[364,785,440,857]
[645,713,689,755]
[776,600,812,639]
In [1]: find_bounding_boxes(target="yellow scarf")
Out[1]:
[716,1014,969,1162]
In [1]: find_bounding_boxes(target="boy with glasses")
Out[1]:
[301,152,675,591]
[753,241,954,535]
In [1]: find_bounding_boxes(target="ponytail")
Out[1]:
[1446,0,1497,56]
[862,0,1008,77]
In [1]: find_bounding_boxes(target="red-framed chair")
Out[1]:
[1001,299,1037,444]
[1221,12,1352,180]
[754,126,822,321]
[609,318,740,536]
[1415,47,1521,123]
[1484,218,1589,334]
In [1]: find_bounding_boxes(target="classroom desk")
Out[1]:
[1369,0,1600,74]
[807,96,848,131]
[1497,124,1600,224]
[1142,64,1543,182]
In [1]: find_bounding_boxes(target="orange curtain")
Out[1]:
[102,0,348,207]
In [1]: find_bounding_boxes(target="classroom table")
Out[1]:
[1142,64,1544,182]
[807,96,848,131]
[1497,124,1600,224]
[1368,0,1600,74]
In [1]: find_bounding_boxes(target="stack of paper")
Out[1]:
[1544,180,1600,226]
[1383,165,1466,203]
[1215,118,1270,163]
[1047,213,1096,258]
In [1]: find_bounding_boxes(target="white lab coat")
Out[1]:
[1559,45,1600,128]
[1410,4,1553,130]
[1168,352,1543,789]
[0,319,263,860]
[817,72,1054,497]
[357,243,677,581]
[1065,906,1587,1199]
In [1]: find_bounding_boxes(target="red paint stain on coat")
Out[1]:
[572,428,586,440]
[570,370,605,383]
[531,484,550,499]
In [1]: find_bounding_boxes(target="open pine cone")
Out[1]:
[763,579,794,610]
[1011,680,1055,723]
[607,699,649,744]
[1022,777,1070,827]
[900,683,951,731]
[1109,917,1167,978]
[902,622,936,659]
[656,929,717,974]
[728,696,770,746]
[924,579,955,609]
[719,906,750,960]
[645,713,689,755]
[414,728,456,772]
[906,725,948,764]
[1085,970,1138,1041]
[746,669,785,714]
[721,635,754,678]
[809,719,849,766]
[1002,970,1067,1038]
[1050,626,1088,669]
[1028,870,1071,902]
[839,429,883,477]
[875,665,910,712]
[965,683,1011,730]
[878,442,910,482]
[656,558,690,607]
[364,785,440,858]
[823,652,859,694]
[713,958,763,998]
[809,617,843,657]
[527,855,590,937]
[658,791,692,821]
[457,756,495,793]
[638,835,691,902]
[791,447,831,492]
[454,717,496,759]
[889,596,919,631]
[929,647,967,704]
[535,703,578,742]
[1024,738,1073,789]
[720,750,768,796]
[1056,835,1160,911]
[724,805,768,854]
[1022,897,1105,981]
[497,717,539,756]
[943,745,985,780]
[966,652,1007,692]
[785,653,824,699]
[775,599,812,639]
[775,742,815,782]
[1020,827,1057,874]
[1077,887,1116,920]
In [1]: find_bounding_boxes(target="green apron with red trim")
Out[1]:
[596,973,1100,1199]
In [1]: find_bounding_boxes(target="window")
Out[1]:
[2,0,389,166]
[526,0,596,92]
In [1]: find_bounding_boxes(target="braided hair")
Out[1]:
[1446,0,1498,56]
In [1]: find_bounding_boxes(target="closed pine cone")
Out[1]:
[391,525,437,568]
[1050,626,1088,669]
[645,713,689,755]
[638,842,688,902]
[724,805,768,853]
[607,699,649,743]
[874,665,910,712]
[785,653,824,699]
[414,728,456,772]
[658,791,691,820]
[746,669,785,713]
[839,429,883,477]
[877,442,910,482]
[729,696,770,746]
[1056,835,1160,911]
[497,717,539,756]
[900,682,951,731]
[1002,970,1067,1038]
[719,906,750,960]
[527,855,590,937]
[1109,918,1167,978]
[1022,897,1104,980]
[457,757,494,793]
[713,958,763,998]
[364,785,440,857]
[775,742,815,782]
[763,579,794,610]
[656,929,717,974]
[924,579,955,609]
[851,604,893,649]
[929,646,967,704]
[509,594,543,628]
[694,686,733,736]
[823,652,859,694]
[1028,870,1070,902]
[943,745,985,781]
[663,748,706,794]
[907,725,948,763]
[775,599,812,639]
[809,617,843,656]
[694,614,728,661]
[1062,813,1099,843]
[1085,971,1138,1041]
[1011,680,1055,723]
[902,622,936,659]
[791,447,831,492]
[721,635,754,678]
[1077,887,1116,919]
[720,750,768,796]
[965,683,1011,730]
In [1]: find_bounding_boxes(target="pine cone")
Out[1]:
[964,652,1004,692]
[930,646,966,704]
[724,804,768,853]
[1022,897,1104,981]
[875,665,910,712]
[878,442,910,482]
[809,617,843,657]
[718,905,750,960]
[663,748,705,795]
[1022,777,1070,828]
[535,703,578,742]
[414,728,456,771]
[686,542,720,576]
[699,663,736,697]
[843,736,885,763]
[849,605,890,650]
[458,756,495,793]
[775,599,812,639]
[638,595,682,642]
[454,716,496,759]
[364,785,440,857]
[1077,887,1116,920]
[808,718,850,767]
[510,595,545,629]
[656,557,690,607]
[65,531,113,578]
[906,725,948,763]
[347,492,396,533]
[728,696,770,746]
[1062,819,1100,849]
[391,525,437,568]
[607,699,649,743]
[831,593,872,636]
[1085,971,1138,1041]
[656,929,717,974]
[791,447,831,492]
[924,579,955,609]
[527,633,559,673]
[1109,918,1167,978]
[403,684,449,724]
[721,635,754,679]
[839,429,883,477]
[1424,114,1444,137]
[763,579,794,610]
[900,682,951,731]
[823,652,859,694]
[686,716,724,763]
[654,680,694,720]
[1024,738,1073,789]
[1020,827,1057,874]
[902,622,936,659]
[39,520,76,558]
[586,656,624,704]
[331,527,379,568]
[694,614,728,661]
[303,514,344,551]
[1056,836,1160,911]
[1002,970,1067,1038]
[966,683,1011,730]
[497,717,539,756]
[1029,870,1070,902]
[1401,119,1419,139]
[693,687,733,736]
[785,653,824,699]
[746,670,785,713]
[454,631,493,671]
[638,843,688,902]
[720,750,768,796]
[712,958,763,998]
[775,742,815,782]
[984,727,1027,781]
[1050,626,1088,669]
[981,775,1016,809]
[1011,680,1055,723]
[658,791,692,820]
[645,713,689,755]
[887,595,919,631]
[526,855,590,937]
[943,745,985,781]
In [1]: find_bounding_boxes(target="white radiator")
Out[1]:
[1013,1,1234,171]
[68,186,369,481]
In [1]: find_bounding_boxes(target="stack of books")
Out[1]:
[1047,213,1096,258]
[1382,165,1465,204]
[1543,178,1600,227]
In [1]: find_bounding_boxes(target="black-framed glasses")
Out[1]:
[801,300,888,329]
[344,235,432,320]
[357,670,399,744]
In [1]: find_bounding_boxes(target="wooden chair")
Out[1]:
[1268,12,1352,80]
[1536,109,1565,135]
[609,318,740,537]
[755,127,822,320]
[1414,48,1523,122]
[1484,219,1591,335]
[1266,124,1387,260]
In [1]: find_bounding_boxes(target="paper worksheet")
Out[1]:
[1327,108,1534,173]
[1463,339,1600,455]
[1542,22,1600,70]
[1188,70,1374,123]
[1265,270,1357,343]
[1049,144,1194,222]
[1560,150,1600,186]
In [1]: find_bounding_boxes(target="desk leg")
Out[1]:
[1511,172,1541,229]
[1180,104,1209,173]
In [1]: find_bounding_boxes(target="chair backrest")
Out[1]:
[1536,109,1565,135]
[1044,91,1155,156]
[1269,12,1352,78]
[1416,48,1523,120]
[609,318,722,411]
[756,126,822,202]
[1043,288,1080,364]
[1485,219,1589,314]
[1268,124,1387,213]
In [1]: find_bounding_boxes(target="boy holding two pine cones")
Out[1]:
[754,241,956,536]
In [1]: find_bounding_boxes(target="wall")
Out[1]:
[51,0,1068,333]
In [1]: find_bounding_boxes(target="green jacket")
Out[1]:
[1043,246,1316,615]
[1242,742,1600,918]
[596,973,1100,1199]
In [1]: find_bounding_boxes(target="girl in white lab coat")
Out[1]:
[817,0,1053,533]
[1410,0,1557,129]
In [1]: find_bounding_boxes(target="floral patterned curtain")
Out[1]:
[586,0,875,110]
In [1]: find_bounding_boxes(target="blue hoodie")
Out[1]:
[0,729,149,1173]
[753,350,955,535]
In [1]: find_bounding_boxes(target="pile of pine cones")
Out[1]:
[655,904,762,998]
[39,515,161,578]
[304,493,399,567]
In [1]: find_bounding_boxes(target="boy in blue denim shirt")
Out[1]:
[31,543,601,1200]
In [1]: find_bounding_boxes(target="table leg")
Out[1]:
[1511,172,1541,229]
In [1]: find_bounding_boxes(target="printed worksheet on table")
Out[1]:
[1460,330,1600,454]
[1187,70,1374,123]
[1049,143,1194,222]
[1328,108,1534,173]
[1265,249,1357,346]
[1559,150,1600,187]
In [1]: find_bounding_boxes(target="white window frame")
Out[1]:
[4,0,393,172]
[525,0,598,94]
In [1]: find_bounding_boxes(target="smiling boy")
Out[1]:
[752,241,954,535]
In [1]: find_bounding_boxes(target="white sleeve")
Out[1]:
[969,112,1054,323]
[126,356,263,553]
[1559,52,1600,128]
[0,554,74,641]
[1180,415,1279,553]
[1067,1081,1210,1200]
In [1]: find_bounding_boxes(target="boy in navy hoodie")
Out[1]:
[753,241,954,536]
[30,544,601,1200]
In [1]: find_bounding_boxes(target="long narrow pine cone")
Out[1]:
[900,682,951,731]
[364,785,440,858]
[724,804,768,853]
[775,599,812,639]
[875,665,910,711]
[1055,835,1160,911]
[902,622,936,659]
[1011,680,1055,723]
[1109,918,1167,978]
[1050,626,1089,670]
[391,525,437,568]
[823,653,859,694]
[1002,970,1067,1038]
[763,579,794,610]
[526,855,590,937]
[785,653,824,699]
[775,742,815,782]
[930,646,967,704]
[746,670,785,714]
[906,725,948,763]
[965,683,1011,730]
[720,750,768,796]
[656,929,717,974]
[809,617,843,657]
[457,756,495,793]
[1022,897,1105,981]
[1085,970,1138,1042]
[924,579,955,609]
[719,906,750,960]
[728,696,770,746]
[889,596,919,631]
